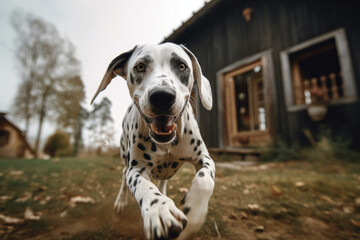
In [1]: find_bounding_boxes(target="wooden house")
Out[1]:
[0,112,34,158]
[163,0,360,151]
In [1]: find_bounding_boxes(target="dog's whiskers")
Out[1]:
[189,96,196,113]
[134,102,152,126]
[134,99,189,128]
[173,98,189,124]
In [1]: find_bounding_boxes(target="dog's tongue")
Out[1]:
[151,116,176,136]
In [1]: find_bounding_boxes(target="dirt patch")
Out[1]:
[26,207,144,240]
[224,216,334,240]
[301,217,329,238]
[51,218,100,238]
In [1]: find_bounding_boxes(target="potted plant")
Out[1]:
[307,86,328,121]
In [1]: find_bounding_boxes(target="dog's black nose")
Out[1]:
[149,88,176,113]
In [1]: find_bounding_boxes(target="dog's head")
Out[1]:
[91,43,212,143]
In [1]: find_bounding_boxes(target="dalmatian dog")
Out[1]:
[91,43,215,240]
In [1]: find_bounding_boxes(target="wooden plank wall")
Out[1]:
[165,0,360,149]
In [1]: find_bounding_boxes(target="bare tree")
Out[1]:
[10,10,81,157]
[10,10,44,136]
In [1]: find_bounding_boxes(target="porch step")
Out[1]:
[216,160,258,170]
[209,147,262,161]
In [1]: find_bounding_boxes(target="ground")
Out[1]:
[0,156,360,240]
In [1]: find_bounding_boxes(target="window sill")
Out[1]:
[287,96,358,112]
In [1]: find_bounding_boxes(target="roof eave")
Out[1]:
[162,0,221,43]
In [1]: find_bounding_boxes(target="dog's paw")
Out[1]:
[113,194,127,213]
[143,197,187,240]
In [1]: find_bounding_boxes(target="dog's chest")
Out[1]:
[124,132,185,180]
[139,142,185,180]
[150,154,185,180]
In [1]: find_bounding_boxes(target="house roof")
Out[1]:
[0,112,35,154]
[163,0,222,43]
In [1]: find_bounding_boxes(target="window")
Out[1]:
[281,28,357,111]
[0,130,10,147]
[290,38,344,105]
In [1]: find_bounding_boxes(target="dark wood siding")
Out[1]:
[165,0,360,149]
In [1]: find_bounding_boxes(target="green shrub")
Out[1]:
[305,136,360,162]
[261,128,360,163]
[44,131,71,157]
[260,140,302,162]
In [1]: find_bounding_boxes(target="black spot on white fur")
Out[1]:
[151,142,157,152]
[171,162,178,169]
[144,153,151,160]
[137,143,145,151]
[130,72,135,84]
[131,160,138,166]
[170,52,190,86]
[150,199,159,206]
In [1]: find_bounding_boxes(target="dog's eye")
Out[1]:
[135,63,145,72]
[178,63,186,71]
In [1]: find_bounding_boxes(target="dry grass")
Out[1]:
[0,156,359,240]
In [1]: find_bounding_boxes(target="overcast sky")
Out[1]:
[0,0,206,147]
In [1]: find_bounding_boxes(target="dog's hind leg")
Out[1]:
[114,165,129,213]
[157,180,167,195]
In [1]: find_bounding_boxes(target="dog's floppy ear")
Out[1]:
[180,45,213,110]
[91,46,137,104]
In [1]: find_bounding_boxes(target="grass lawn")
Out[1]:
[0,156,360,239]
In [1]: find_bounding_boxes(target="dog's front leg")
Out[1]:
[126,162,187,240]
[178,155,215,240]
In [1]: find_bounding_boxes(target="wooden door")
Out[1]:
[222,60,271,147]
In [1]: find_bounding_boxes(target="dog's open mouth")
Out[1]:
[134,99,188,144]
[149,116,177,143]
[150,116,176,136]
